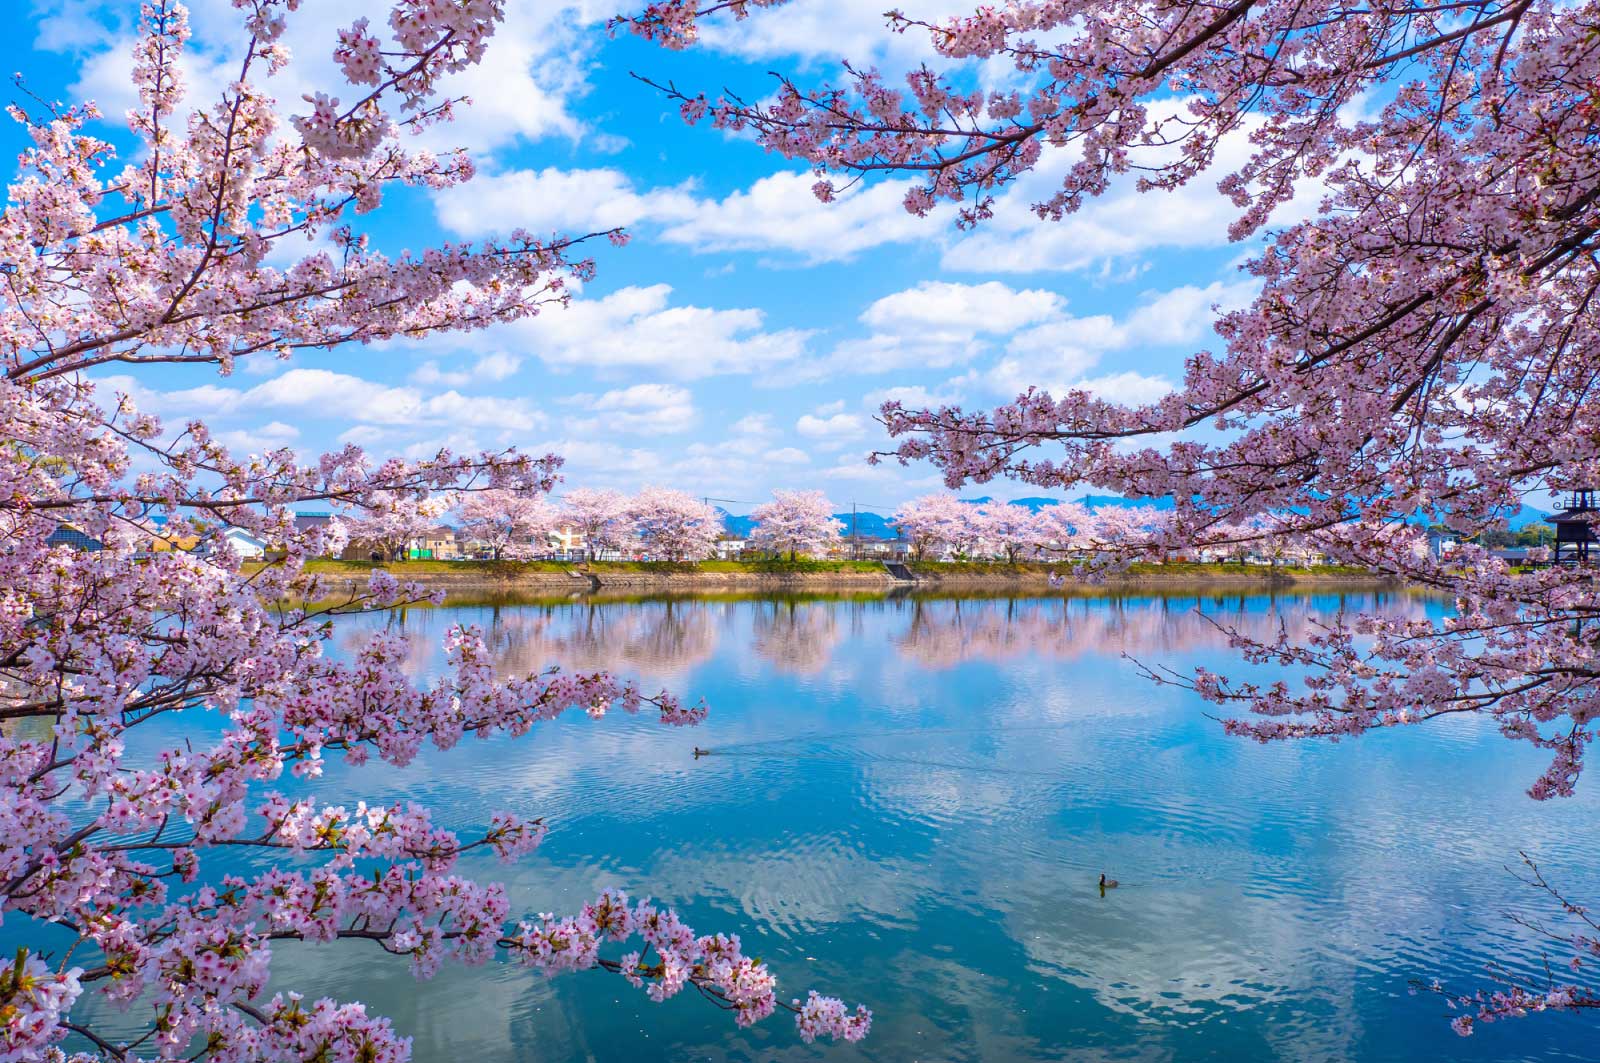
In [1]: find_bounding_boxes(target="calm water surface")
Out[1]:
[83,591,1600,1060]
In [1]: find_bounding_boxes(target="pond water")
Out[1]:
[68,591,1600,1060]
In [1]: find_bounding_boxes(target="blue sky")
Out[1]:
[3,0,1302,512]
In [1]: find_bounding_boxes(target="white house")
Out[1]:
[205,526,267,560]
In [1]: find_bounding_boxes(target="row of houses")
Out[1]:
[43,518,1328,565]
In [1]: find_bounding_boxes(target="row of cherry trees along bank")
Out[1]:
[620,0,1600,1037]
[0,4,872,1061]
[453,486,725,562]
[888,494,1358,564]
[394,487,836,562]
[361,488,1359,565]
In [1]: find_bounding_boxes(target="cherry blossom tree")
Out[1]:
[975,501,1045,563]
[340,494,452,561]
[626,487,724,562]
[748,489,844,560]
[1031,501,1095,558]
[0,3,870,1058]
[891,493,975,561]
[1086,506,1168,555]
[560,487,629,562]
[625,0,1600,1031]
[457,489,560,561]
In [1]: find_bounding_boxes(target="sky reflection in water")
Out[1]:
[102,592,1600,1061]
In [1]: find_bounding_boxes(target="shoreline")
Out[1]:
[283,559,1407,598]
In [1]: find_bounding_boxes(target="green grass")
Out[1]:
[255,558,576,576]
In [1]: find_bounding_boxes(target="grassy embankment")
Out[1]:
[248,558,1400,609]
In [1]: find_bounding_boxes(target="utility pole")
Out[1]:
[852,501,858,560]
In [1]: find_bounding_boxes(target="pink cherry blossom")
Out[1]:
[625,486,723,562]
[456,489,561,560]
[559,488,629,562]
[748,489,843,559]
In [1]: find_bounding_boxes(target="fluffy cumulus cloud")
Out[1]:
[98,368,544,437]
[412,351,524,388]
[691,0,951,68]
[510,285,811,378]
[212,420,300,456]
[862,281,1064,336]
[824,276,1259,402]
[578,383,697,434]
[825,281,1067,373]
[57,0,588,154]
[244,370,542,430]
[656,173,942,263]
[864,383,967,410]
[940,113,1328,275]
[433,167,699,237]
[796,410,869,443]
[437,168,939,264]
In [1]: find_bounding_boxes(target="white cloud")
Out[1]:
[582,383,696,434]
[658,172,942,263]
[862,281,1064,336]
[692,0,950,67]
[338,424,389,447]
[511,285,811,378]
[864,383,965,410]
[57,0,593,179]
[821,280,1069,376]
[1077,371,1176,405]
[984,348,1099,397]
[730,413,777,438]
[99,368,543,434]
[796,411,867,440]
[1123,280,1258,346]
[437,167,942,264]
[814,274,1256,401]
[433,167,698,238]
[417,390,543,432]
[765,447,811,465]
[413,351,524,388]
[419,1,590,153]
[819,458,933,487]
[213,420,299,456]
[941,113,1328,275]
[534,438,667,483]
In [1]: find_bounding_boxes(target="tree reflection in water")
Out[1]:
[339,591,1434,685]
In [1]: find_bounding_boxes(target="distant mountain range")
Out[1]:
[718,495,1175,540]
[720,495,1552,537]
[719,509,897,539]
